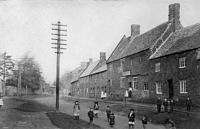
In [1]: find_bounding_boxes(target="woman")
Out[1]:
[73,101,80,120]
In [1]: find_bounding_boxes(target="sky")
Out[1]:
[0,0,200,82]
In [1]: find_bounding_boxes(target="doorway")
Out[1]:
[168,79,174,99]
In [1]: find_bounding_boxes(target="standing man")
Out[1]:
[156,97,162,113]
[186,97,192,111]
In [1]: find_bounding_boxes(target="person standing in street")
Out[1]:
[88,108,94,125]
[73,101,80,120]
[142,115,148,129]
[128,109,135,129]
[156,97,162,113]
[186,97,192,111]
[106,105,111,122]
[94,101,99,118]
[109,112,115,127]
[163,98,168,113]
[170,99,174,113]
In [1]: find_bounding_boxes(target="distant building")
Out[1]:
[70,62,89,96]
[89,52,107,98]
[78,52,107,97]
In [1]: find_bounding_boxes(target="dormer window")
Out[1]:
[179,57,186,68]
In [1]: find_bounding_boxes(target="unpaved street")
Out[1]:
[0,97,58,129]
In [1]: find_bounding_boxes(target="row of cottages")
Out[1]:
[107,3,200,105]
[74,52,107,98]
[70,62,88,96]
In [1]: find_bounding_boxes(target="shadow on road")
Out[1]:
[15,98,103,129]
[47,112,103,129]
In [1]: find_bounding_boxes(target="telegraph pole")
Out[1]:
[51,21,67,111]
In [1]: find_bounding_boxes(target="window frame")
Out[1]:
[144,82,149,91]
[179,57,186,68]
[180,80,187,94]
[156,82,162,94]
[132,77,138,90]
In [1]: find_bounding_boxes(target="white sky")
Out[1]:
[0,0,200,82]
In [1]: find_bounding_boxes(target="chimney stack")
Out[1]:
[100,52,106,61]
[168,3,181,31]
[131,24,140,37]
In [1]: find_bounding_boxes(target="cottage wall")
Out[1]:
[89,71,107,98]
[149,49,200,105]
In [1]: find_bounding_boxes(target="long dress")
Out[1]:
[73,105,80,117]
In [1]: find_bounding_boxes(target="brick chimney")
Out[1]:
[100,52,106,61]
[168,3,181,31]
[131,24,140,37]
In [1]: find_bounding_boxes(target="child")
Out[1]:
[106,105,111,122]
[128,109,135,129]
[94,101,99,118]
[73,101,80,120]
[109,113,115,127]
[88,108,94,125]
[142,115,148,129]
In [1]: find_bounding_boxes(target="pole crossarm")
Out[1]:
[51,38,67,41]
[52,24,67,27]
[51,43,67,45]
[52,28,67,32]
[51,33,67,36]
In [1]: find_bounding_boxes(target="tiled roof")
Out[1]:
[150,23,200,59]
[91,63,107,75]
[107,21,170,63]
[107,35,131,63]
[123,22,170,57]
[80,60,99,78]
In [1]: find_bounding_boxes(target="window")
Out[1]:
[132,77,138,90]
[179,57,186,68]
[155,63,160,72]
[120,77,125,88]
[180,80,187,93]
[156,82,162,94]
[144,82,149,91]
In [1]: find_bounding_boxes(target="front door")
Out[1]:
[168,79,174,99]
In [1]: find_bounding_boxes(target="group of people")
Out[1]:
[156,97,192,113]
[73,100,149,129]
[156,97,174,113]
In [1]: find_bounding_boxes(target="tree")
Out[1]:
[7,54,45,93]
